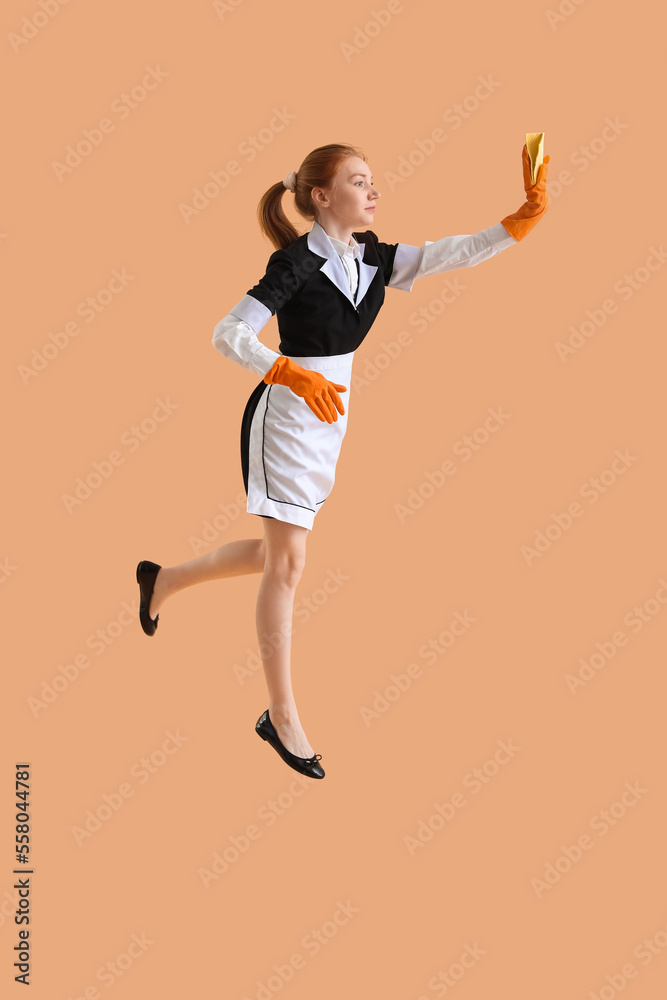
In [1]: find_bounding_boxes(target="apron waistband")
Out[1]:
[281,351,355,372]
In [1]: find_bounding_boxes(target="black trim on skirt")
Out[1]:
[240,377,274,520]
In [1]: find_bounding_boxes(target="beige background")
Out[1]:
[3,0,667,996]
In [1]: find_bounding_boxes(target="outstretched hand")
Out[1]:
[521,142,550,197]
[499,144,550,241]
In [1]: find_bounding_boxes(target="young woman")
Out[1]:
[136,141,550,781]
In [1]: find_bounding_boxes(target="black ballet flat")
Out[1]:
[255,709,325,779]
[136,560,161,636]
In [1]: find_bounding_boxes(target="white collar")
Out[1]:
[312,220,362,260]
[306,220,377,309]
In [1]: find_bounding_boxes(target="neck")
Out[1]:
[316,218,353,245]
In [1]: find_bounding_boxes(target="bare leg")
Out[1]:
[149,538,265,618]
[256,517,314,758]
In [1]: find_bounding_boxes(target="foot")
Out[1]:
[148,567,169,619]
[269,710,315,758]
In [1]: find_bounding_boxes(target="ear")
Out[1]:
[312,187,329,208]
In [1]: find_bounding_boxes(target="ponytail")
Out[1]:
[256,142,367,251]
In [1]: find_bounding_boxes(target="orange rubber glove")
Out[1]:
[264,356,347,423]
[500,143,550,241]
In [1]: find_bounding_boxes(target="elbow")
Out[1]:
[212,320,226,351]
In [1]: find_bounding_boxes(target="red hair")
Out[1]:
[257,142,367,251]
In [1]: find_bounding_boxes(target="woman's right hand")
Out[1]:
[500,143,550,241]
[264,356,347,423]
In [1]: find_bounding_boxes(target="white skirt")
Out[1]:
[240,351,355,530]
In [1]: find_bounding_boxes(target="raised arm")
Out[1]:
[391,223,519,290]
[372,143,550,292]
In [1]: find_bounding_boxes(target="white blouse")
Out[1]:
[326,231,362,296]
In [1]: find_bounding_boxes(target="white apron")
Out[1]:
[242,351,355,530]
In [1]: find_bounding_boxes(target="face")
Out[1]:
[312,155,380,228]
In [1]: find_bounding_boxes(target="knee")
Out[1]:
[265,550,306,588]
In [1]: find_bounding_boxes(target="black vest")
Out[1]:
[244,222,400,357]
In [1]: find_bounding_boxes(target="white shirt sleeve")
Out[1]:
[212,294,281,378]
[388,222,518,292]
